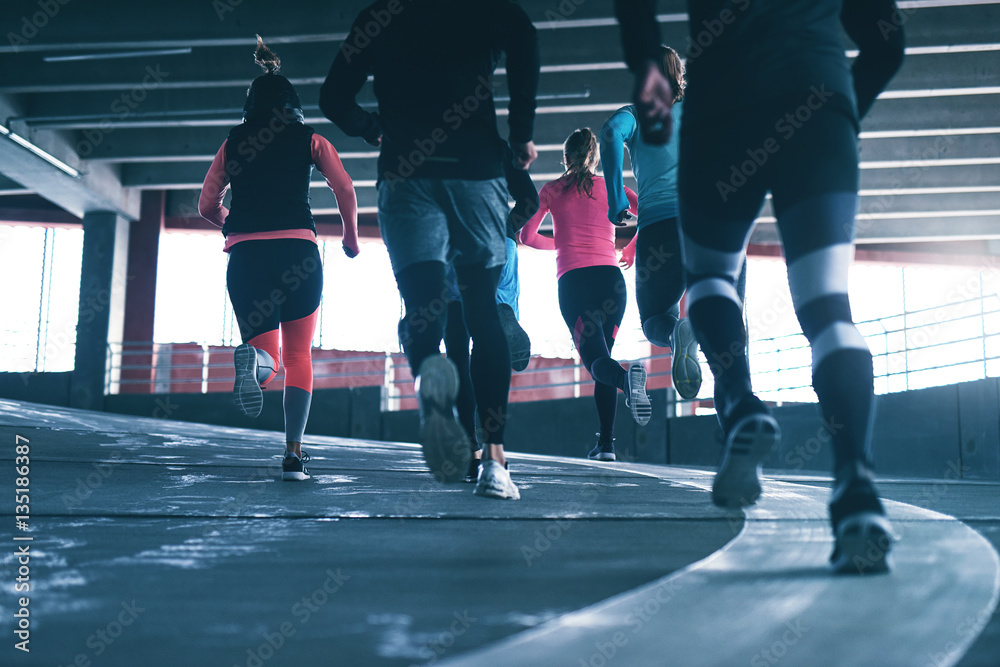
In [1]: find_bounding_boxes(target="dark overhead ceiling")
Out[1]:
[1,0,999,254]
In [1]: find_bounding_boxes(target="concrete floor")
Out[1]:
[0,398,997,666]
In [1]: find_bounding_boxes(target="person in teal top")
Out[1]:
[600,45,701,400]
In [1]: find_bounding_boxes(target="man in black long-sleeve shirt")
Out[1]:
[321,0,539,499]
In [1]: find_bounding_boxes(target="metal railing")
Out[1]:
[105,293,1000,410]
[747,294,1000,403]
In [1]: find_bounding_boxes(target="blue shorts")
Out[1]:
[377,177,509,274]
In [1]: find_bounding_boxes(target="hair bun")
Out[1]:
[254,34,281,74]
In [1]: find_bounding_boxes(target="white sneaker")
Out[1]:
[474,460,520,500]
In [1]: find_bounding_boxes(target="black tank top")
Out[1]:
[222,120,316,237]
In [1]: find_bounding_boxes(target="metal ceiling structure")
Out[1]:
[1,0,998,257]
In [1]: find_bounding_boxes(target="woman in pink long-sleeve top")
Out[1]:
[519,128,650,462]
[199,36,359,481]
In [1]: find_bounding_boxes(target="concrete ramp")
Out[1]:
[442,459,1000,667]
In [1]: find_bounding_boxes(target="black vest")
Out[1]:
[222,120,316,237]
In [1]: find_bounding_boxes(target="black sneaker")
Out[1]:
[588,434,616,461]
[465,457,482,483]
[712,393,779,508]
[829,462,893,575]
[498,303,531,372]
[416,355,471,484]
[282,451,311,481]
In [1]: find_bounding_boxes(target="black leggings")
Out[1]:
[679,91,874,473]
[444,299,478,449]
[396,261,510,444]
[226,239,323,341]
[557,265,628,441]
[634,217,684,347]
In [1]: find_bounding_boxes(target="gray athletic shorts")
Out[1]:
[376,177,508,274]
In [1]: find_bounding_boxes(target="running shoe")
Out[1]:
[624,362,652,426]
[588,434,616,461]
[671,318,703,400]
[712,394,780,508]
[415,355,470,484]
[465,457,481,484]
[282,451,311,481]
[233,343,263,418]
[829,462,893,574]
[498,303,531,372]
[474,460,520,500]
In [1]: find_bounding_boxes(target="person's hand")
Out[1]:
[619,242,636,269]
[633,61,674,145]
[511,141,537,170]
[343,238,360,258]
[364,112,383,147]
[612,209,634,227]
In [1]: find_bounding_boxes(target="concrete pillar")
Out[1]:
[120,191,164,393]
[70,210,129,410]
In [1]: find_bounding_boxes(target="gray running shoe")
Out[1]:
[233,343,263,418]
[671,318,703,399]
[415,355,470,484]
[624,362,652,426]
